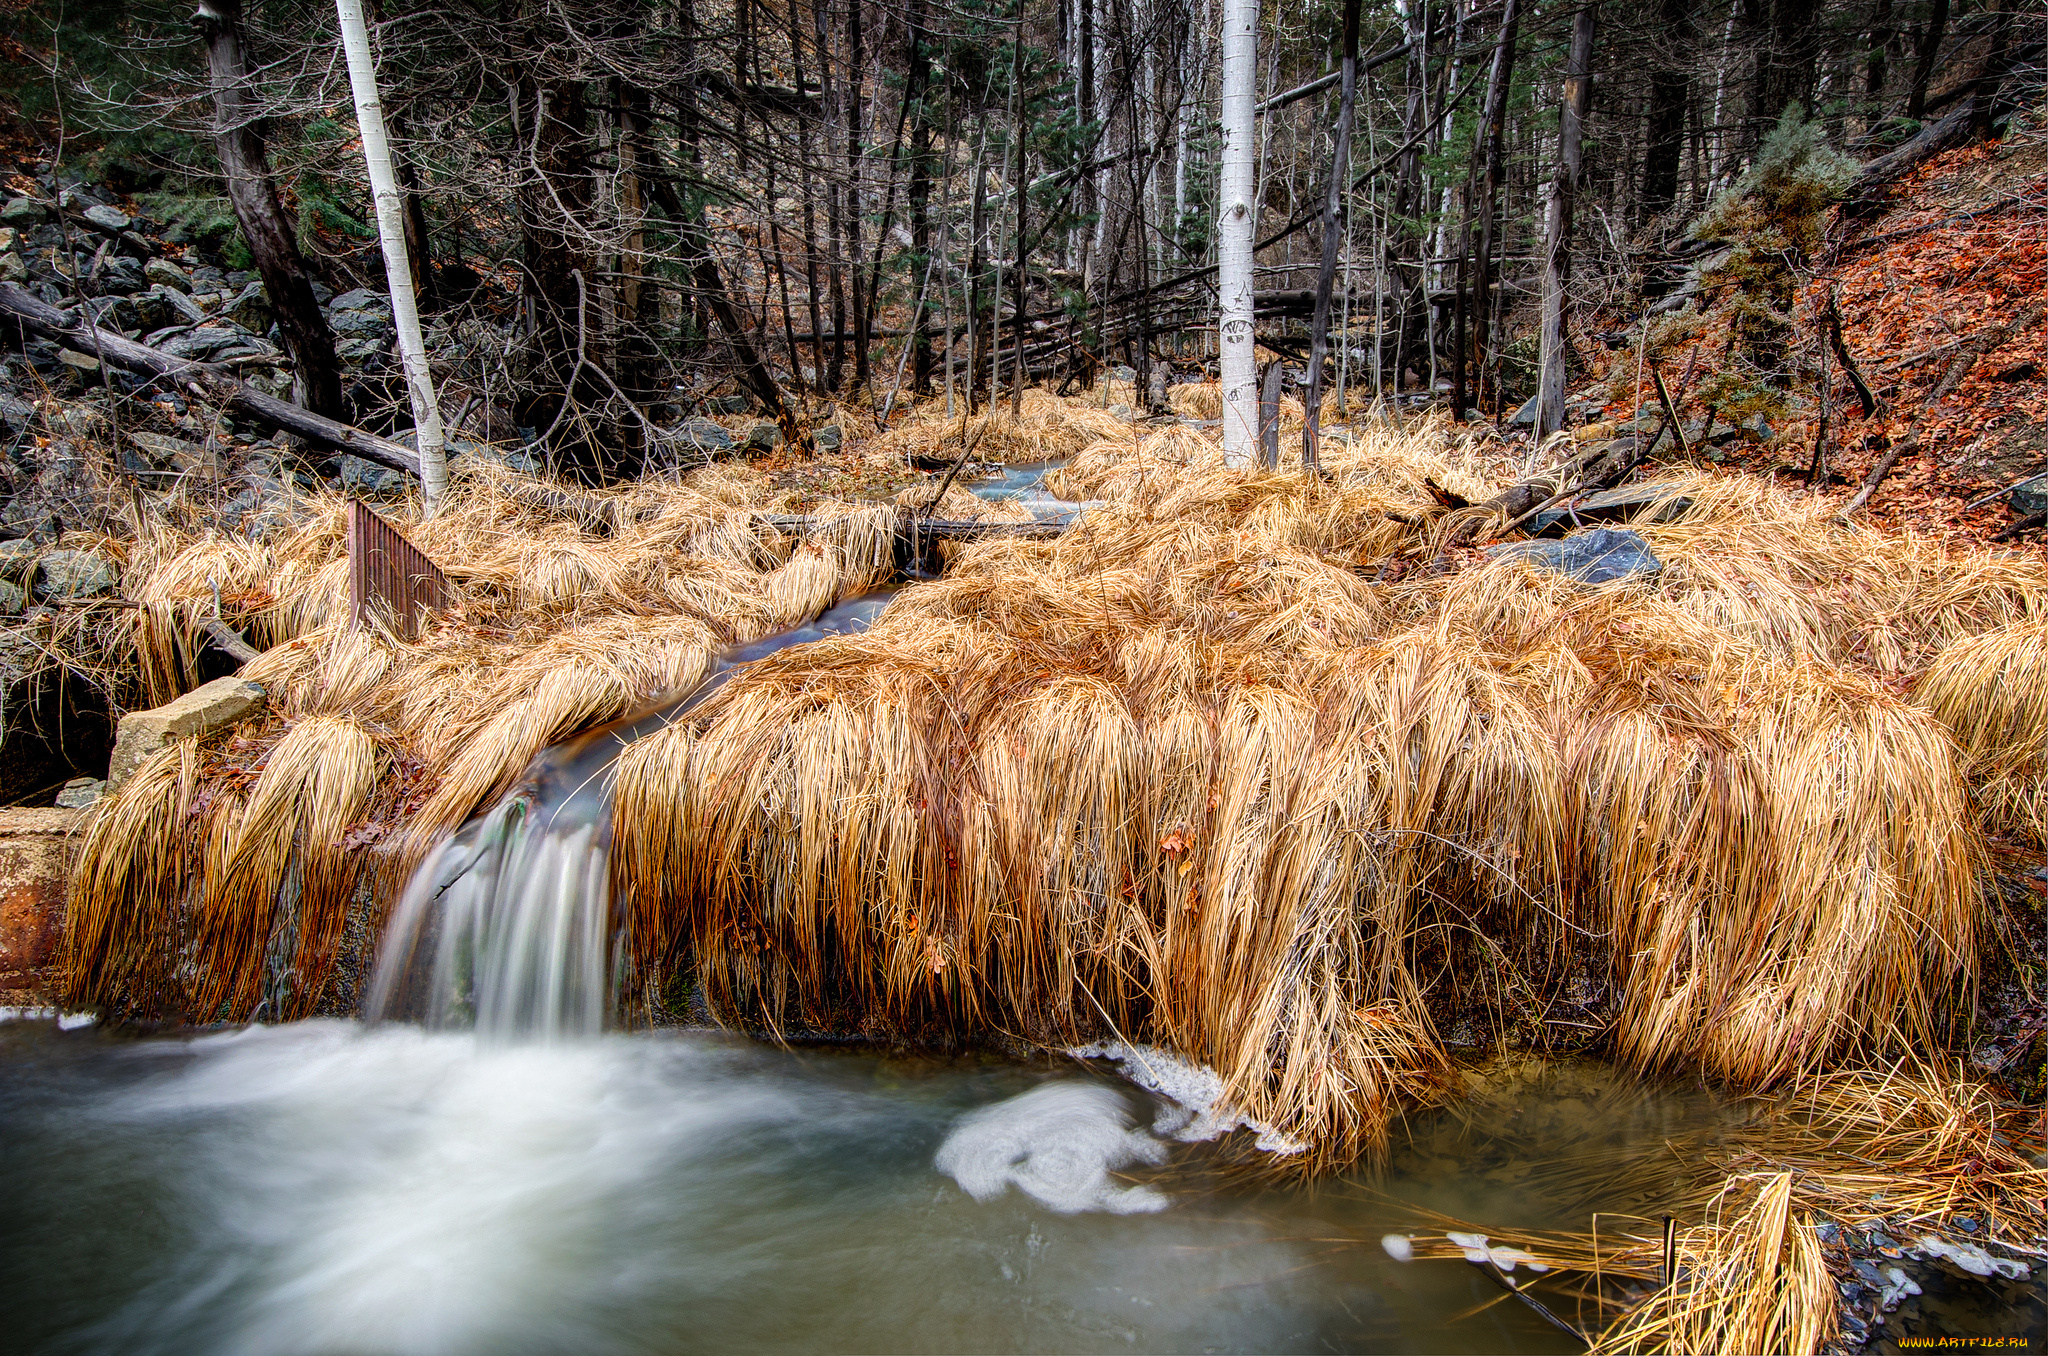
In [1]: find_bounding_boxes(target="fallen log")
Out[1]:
[764,513,1069,543]
[0,280,422,478]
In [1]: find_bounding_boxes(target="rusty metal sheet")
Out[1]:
[346,499,449,640]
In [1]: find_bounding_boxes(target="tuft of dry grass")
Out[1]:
[1591,1172,1835,1356]
[1912,619,2048,843]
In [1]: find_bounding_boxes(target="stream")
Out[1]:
[0,1020,1737,1355]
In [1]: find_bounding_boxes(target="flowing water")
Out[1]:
[0,1018,1745,1356]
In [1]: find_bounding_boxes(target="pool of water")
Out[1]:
[0,1020,1746,1356]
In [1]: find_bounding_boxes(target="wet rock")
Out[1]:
[33,550,119,600]
[106,675,266,791]
[743,421,783,452]
[0,198,46,227]
[1492,526,1662,586]
[54,776,103,808]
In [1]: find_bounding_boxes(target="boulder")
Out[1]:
[337,454,406,494]
[116,231,154,261]
[156,327,247,362]
[707,394,752,415]
[146,261,192,301]
[743,421,784,452]
[0,198,46,227]
[673,418,735,453]
[150,284,210,326]
[105,676,266,791]
[329,307,393,337]
[1509,395,1538,426]
[1491,526,1662,586]
[220,280,272,334]
[0,253,24,285]
[0,581,22,616]
[810,424,842,451]
[33,550,120,599]
[328,287,387,313]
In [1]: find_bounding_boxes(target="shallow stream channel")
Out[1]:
[0,1021,1736,1356]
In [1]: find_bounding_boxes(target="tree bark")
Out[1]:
[192,0,346,421]
[1216,0,1258,464]
[1907,0,1950,120]
[1534,3,1596,442]
[1470,0,1518,413]
[1301,0,1361,473]
[336,0,447,513]
[1640,0,1694,219]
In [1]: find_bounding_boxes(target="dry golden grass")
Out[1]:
[62,396,2048,1186]
[1591,1172,1835,1356]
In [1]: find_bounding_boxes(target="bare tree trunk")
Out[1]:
[193,0,346,420]
[1907,0,1949,120]
[1301,0,1360,473]
[335,0,447,511]
[1216,0,1258,463]
[1534,3,1596,441]
[1010,10,1028,418]
[1470,0,1517,411]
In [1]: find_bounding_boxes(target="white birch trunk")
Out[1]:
[335,0,447,514]
[1217,0,1258,465]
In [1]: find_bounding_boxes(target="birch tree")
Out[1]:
[1216,0,1258,464]
[334,0,449,513]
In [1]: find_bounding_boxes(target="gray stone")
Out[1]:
[1110,364,1138,383]
[0,580,22,615]
[150,284,211,326]
[189,266,227,291]
[743,421,784,452]
[128,289,175,333]
[54,776,103,808]
[105,676,266,791]
[0,252,24,285]
[56,349,101,376]
[2008,475,2048,518]
[328,287,387,313]
[1491,527,1662,587]
[156,326,246,362]
[1528,480,1695,537]
[143,257,190,291]
[707,394,752,415]
[94,256,147,296]
[336,337,389,363]
[0,198,46,227]
[810,424,842,451]
[673,418,735,453]
[0,395,34,434]
[337,454,405,494]
[33,550,120,600]
[1109,403,1132,419]
[221,280,272,334]
[1509,395,1539,426]
[328,307,393,337]
[116,230,153,261]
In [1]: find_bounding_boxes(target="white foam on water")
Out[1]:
[1067,1040,1306,1155]
[0,1006,96,1028]
[102,1022,802,1356]
[935,1082,1172,1215]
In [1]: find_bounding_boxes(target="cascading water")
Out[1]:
[364,590,900,1041]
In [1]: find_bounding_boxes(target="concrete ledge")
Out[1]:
[0,806,82,1005]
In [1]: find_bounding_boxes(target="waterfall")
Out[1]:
[364,592,899,1041]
